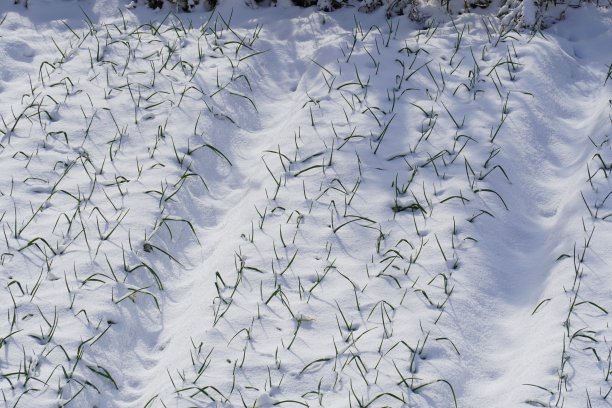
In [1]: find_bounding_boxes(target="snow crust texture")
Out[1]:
[0,2,611,407]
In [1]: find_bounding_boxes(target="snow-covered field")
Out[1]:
[0,1,611,406]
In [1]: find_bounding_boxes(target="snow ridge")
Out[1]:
[0,3,610,407]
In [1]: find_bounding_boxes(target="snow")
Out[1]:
[0,1,610,407]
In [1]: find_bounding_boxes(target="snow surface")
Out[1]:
[0,1,611,407]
